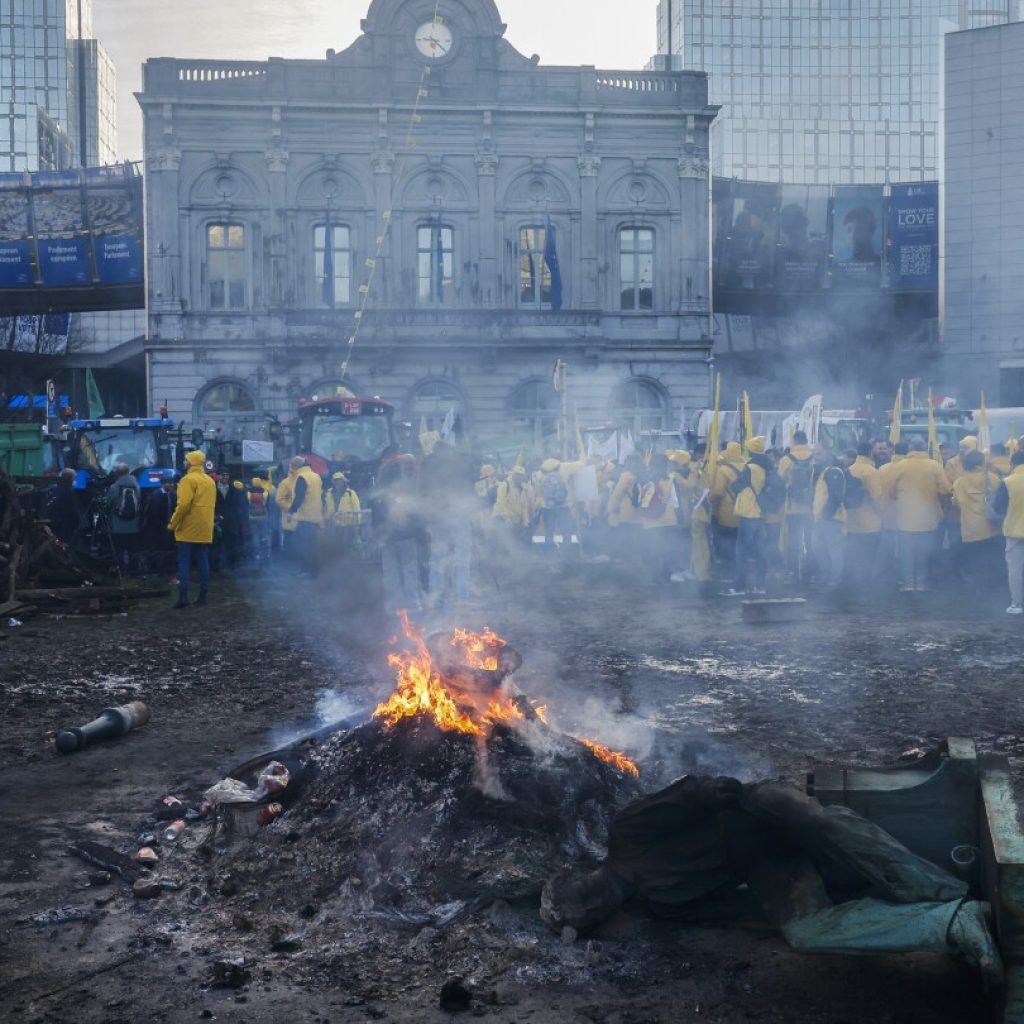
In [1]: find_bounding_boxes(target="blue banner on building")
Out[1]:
[887,182,939,291]
[95,233,142,284]
[0,241,33,286]
[830,185,885,289]
[38,237,90,286]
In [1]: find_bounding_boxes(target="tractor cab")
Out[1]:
[297,396,399,495]
[61,416,178,491]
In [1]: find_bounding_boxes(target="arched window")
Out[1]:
[205,223,247,309]
[408,379,468,436]
[509,379,559,450]
[611,379,667,435]
[197,382,257,415]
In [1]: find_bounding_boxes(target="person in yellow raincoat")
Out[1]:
[493,465,532,543]
[324,471,362,558]
[168,450,217,608]
[637,454,678,579]
[711,441,745,576]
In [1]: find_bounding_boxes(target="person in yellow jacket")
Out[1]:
[711,441,745,576]
[844,442,883,585]
[993,450,1024,613]
[724,436,769,596]
[944,436,977,486]
[882,438,952,592]
[276,456,323,574]
[475,464,499,506]
[637,454,679,580]
[493,465,532,542]
[876,442,905,586]
[665,450,699,582]
[168,449,217,608]
[777,430,815,581]
[811,444,847,589]
[952,449,1002,596]
[607,455,642,529]
[988,442,1012,478]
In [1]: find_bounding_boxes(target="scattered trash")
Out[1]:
[88,870,112,886]
[211,957,251,989]
[132,877,162,899]
[154,795,185,821]
[7,617,22,627]
[256,802,283,827]
[18,906,95,927]
[135,847,159,866]
[55,700,150,754]
[163,820,186,843]
[137,833,156,846]
[68,841,141,881]
[203,761,290,807]
[439,977,473,1013]
[159,878,181,892]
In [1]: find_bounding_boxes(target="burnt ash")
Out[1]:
[225,714,639,927]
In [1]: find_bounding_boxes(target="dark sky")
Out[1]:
[95,0,657,160]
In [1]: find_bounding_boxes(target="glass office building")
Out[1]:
[0,0,116,171]
[655,1,1020,183]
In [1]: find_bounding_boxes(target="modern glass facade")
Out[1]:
[655,1,1021,184]
[0,0,116,171]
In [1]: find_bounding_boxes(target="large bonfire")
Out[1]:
[220,613,642,927]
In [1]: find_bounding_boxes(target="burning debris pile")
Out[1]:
[217,616,642,933]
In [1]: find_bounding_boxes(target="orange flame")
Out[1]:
[374,614,640,777]
[374,610,483,735]
[576,738,641,777]
[451,627,506,671]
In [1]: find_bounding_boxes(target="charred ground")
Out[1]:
[1,569,1020,1023]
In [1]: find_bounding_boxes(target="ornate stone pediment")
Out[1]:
[294,166,367,208]
[604,171,671,209]
[500,170,571,209]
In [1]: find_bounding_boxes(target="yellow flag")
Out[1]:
[927,388,941,463]
[702,374,721,490]
[889,380,903,445]
[742,391,754,452]
[979,391,990,453]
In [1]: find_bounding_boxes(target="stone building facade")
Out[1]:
[139,0,716,451]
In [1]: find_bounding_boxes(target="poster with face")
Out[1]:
[719,181,779,290]
[774,184,829,291]
[830,185,884,288]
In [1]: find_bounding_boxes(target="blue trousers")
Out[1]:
[734,517,766,593]
[177,541,210,599]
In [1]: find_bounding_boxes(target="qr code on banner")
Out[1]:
[900,245,932,277]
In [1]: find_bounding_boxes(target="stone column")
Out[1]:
[371,146,396,303]
[146,103,182,319]
[264,107,290,310]
[678,151,710,325]
[475,149,498,306]
[578,153,601,310]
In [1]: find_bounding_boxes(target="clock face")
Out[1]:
[414,20,454,60]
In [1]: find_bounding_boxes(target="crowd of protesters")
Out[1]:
[41,422,1024,616]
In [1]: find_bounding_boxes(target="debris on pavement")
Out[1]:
[54,700,150,754]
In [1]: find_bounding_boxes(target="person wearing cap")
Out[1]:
[275,456,323,575]
[778,430,815,582]
[666,450,698,580]
[167,450,217,608]
[811,443,847,590]
[537,456,574,557]
[711,441,745,576]
[493,464,531,542]
[944,436,978,487]
[952,449,1002,597]
[844,441,883,587]
[723,436,769,597]
[222,478,250,570]
[324,471,362,560]
[475,464,499,506]
[606,454,641,533]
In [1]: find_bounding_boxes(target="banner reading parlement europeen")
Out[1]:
[0,164,144,313]
[887,182,939,291]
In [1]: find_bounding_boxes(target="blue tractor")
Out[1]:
[60,415,179,492]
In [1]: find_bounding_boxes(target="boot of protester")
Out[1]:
[195,588,208,607]
[174,592,190,610]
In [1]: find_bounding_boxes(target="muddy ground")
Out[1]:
[1,557,1021,1024]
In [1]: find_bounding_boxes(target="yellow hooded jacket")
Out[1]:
[952,467,1001,543]
[844,455,882,535]
[168,455,217,544]
[711,443,745,527]
[325,487,362,527]
[493,475,531,528]
[777,444,814,515]
[883,451,952,532]
[1002,465,1024,539]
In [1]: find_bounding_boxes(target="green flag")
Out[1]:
[86,368,105,418]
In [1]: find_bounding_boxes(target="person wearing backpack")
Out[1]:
[539,457,573,557]
[724,435,770,597]
[843,442,883,587]
[106,462,142,573]
[811,444,847,590]
[778,430,815,582]
[711,441,745,577]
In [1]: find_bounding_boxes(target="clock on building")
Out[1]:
[414,20,454,60]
